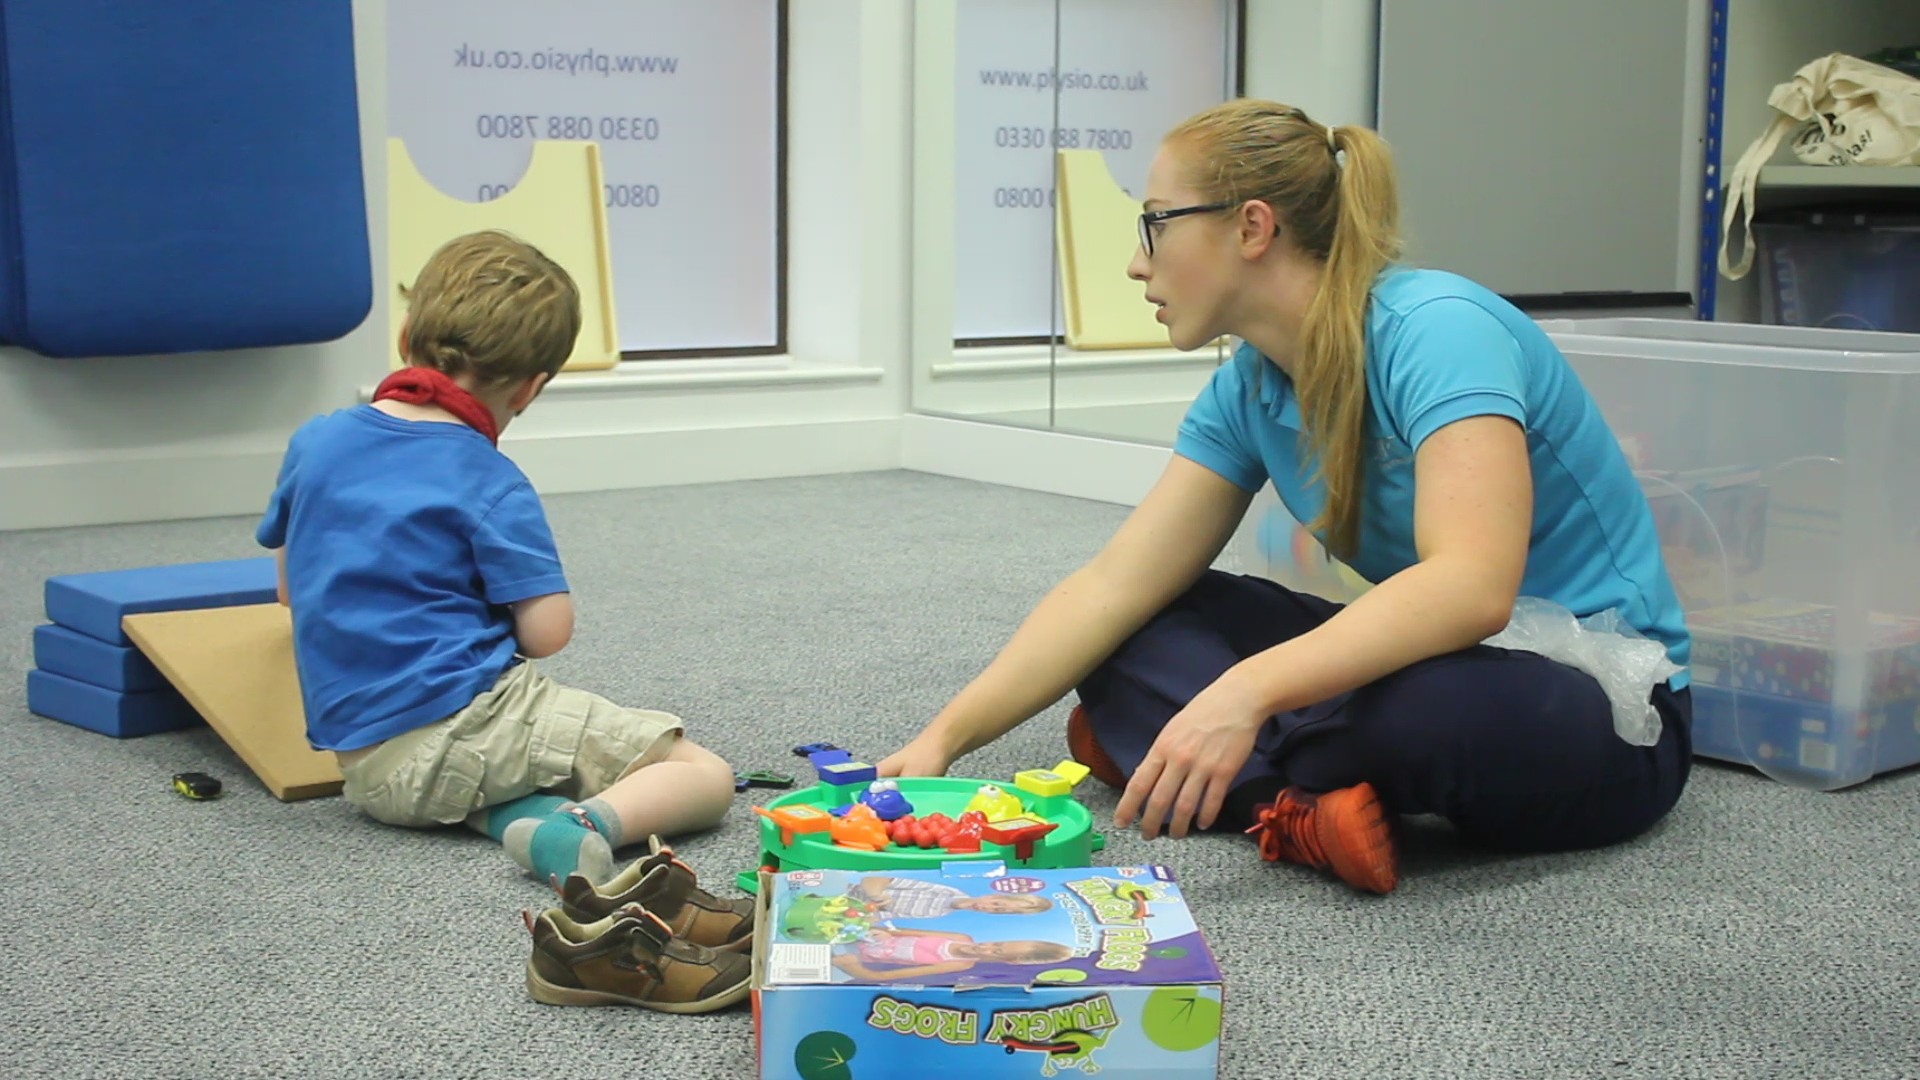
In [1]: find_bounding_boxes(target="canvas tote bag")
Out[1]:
[1719,53,1920,280]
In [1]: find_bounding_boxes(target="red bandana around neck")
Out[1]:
[371,366,500,445]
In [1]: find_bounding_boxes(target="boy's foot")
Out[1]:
[502,809,616,887]
[1065,704,1127,790]
[556,836,755,952]
[524,905,751,1014]
[1244,782,1398,894]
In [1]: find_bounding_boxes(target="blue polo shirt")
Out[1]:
[1176,267,1689,680]
[256,406,570,751]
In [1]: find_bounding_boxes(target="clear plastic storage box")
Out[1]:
[1539,318,1920,789]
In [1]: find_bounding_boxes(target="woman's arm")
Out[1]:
[879,457,1254,777]
[1118,414,1533,838]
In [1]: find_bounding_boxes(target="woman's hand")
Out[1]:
[877,733,956,778]
[1114,670,1266,839]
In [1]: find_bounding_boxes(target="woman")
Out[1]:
[878,100,1692,895]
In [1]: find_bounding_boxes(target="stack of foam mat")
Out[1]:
[28,557,342,801]
[30,558,277,737]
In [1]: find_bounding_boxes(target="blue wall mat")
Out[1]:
[27,668,203,738]
[44,557,277,646]
[0,0,371,356]
[32,622,169,692]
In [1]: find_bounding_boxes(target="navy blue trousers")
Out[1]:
[1075,571,1692,852]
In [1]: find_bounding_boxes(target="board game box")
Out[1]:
[1690,683,1920,787]
[752,863,1224,1079]
[1686,599,1920,706]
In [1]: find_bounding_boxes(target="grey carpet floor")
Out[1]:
[2,470,1916,1080]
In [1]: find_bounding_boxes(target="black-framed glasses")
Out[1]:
[1137,201,1239,257]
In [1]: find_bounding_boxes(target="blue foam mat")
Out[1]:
[44,557,277,646]
[32,623,168,692]
[0,0,371,356]
[26,668,203,739]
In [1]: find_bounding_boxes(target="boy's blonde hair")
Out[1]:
[399,230,582,387]
[1164,100,1401,560]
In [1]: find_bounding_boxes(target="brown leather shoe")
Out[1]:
[554,836,755,952]
[524,904,751,1013]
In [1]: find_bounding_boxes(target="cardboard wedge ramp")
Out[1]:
[121,604,342,802]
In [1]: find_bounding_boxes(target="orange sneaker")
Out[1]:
[1245,782,1398,894]
[1066,704,1127,790]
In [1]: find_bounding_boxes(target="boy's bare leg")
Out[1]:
[574,737,736,851]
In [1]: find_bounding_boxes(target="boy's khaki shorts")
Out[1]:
[334,660,683,828]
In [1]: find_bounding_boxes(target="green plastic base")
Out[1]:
[735,774,1105,893]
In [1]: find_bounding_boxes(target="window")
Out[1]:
[387,0,786,358]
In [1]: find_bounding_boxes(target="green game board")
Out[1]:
[735,770,1105,892]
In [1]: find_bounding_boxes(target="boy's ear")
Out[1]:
[509,371,552,414]
[395,317,410,363]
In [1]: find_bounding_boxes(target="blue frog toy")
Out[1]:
[857,778,914,821]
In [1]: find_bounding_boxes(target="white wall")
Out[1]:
[0,0,914,532]
[1242,0,1377,125]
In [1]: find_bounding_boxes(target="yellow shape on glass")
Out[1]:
[1055,148,1171,350]
[388,137,619,372]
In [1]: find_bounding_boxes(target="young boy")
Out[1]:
[257,230,736,887]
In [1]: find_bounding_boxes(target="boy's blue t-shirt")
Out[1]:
[256,406,569,751]
[1176,267,1690,680]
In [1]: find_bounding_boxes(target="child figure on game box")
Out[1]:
[854,874,1054,918]
[832,929,1072,982]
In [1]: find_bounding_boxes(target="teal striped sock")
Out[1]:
[500,809,615,886]
[575,797,625,850]
[467,793,571,842]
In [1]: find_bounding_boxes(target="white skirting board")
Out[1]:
[0,413,1179,530]
[899,413,1173,507]
[0,418,907,532]
[501,417,903,497]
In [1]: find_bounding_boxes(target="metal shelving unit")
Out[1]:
[1756,165,1920,188]
[1696,0,1732,321]
[1697,1,1920,320]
